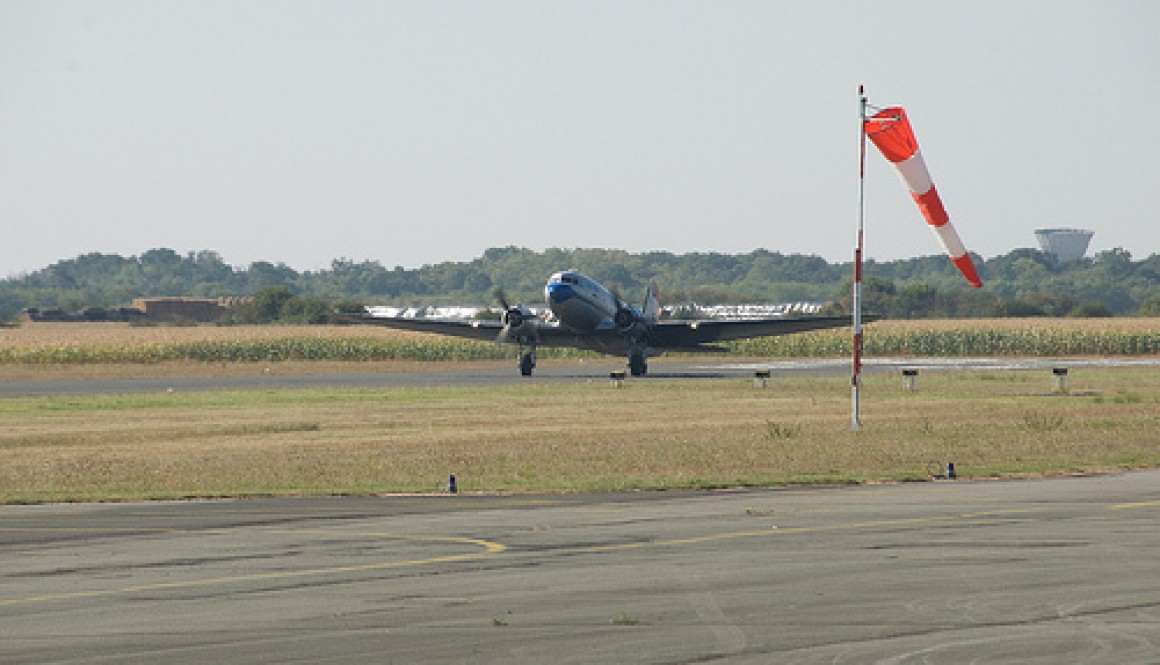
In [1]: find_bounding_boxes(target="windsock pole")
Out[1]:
[852,86,867,431]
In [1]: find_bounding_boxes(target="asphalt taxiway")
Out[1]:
[3,471,1159,663]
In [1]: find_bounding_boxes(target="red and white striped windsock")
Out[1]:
[864,106,982,288]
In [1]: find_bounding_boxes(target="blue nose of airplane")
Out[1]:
[546,282,575,305]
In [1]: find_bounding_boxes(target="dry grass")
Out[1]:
[2,367,1158,503]
[3,319,1157,503]
[0,322,431,347]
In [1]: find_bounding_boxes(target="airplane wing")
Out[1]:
[342,315,585,347]
[647,316,853,350]
[342,313,856,355]
[345,316,504,341]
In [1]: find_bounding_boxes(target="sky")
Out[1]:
[2,1,1158,278]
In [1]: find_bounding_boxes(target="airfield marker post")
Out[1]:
[754,369,771,388]
[901,368,918,392]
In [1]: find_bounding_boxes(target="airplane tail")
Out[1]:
[641,278,660,323]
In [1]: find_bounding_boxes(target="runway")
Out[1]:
[3,356,1158,396]
[4,471,1159,663]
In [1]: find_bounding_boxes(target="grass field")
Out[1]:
[2,319,1158,503]
[2,365,1158,504]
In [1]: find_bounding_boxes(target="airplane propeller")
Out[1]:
[493,287,512,311]
[493,287,536,342]
[613,307,636,330]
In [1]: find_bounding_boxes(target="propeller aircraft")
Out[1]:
[352,270,852,377]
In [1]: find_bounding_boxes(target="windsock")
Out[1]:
[864,107,982,288]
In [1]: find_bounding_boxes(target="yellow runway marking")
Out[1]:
[3,499,1147,608]
[0,527,185,533]
[0,533,505,607]
[539,509,1049,556]
[1110,499,1160,510]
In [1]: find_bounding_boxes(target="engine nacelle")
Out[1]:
[502,307,528,329]
[498,306,538,344]
[613,308,636,330]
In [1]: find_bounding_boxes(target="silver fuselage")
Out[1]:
[544,271,622,333]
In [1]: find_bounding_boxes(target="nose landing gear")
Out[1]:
[628,348,647,377]
[518,343,537,377]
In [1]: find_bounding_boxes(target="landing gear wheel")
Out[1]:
[628,351,647,377]
[519,350,536,376]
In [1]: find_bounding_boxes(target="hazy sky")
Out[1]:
[3,1,1157,277]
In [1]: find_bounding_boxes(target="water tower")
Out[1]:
[1034,228,1094,263]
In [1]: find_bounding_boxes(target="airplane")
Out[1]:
[351,270,853,377]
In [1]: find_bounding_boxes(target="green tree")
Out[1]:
[222,286,297,324]
[279,296,332,324]
[889,283,938,319]
[1136,294,1160,316]
[4,245,1160,321]
[1067,302,1113,318]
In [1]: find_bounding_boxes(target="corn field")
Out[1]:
[1,319,1158,365]
[0,324,593,364]
[731,325,1160,357]
[0,338,503,364]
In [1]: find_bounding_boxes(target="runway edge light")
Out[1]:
[754,369,771,388]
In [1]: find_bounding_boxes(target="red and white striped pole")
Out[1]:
[852,86,867,431]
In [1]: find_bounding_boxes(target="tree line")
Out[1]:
[3,246,1159,322]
